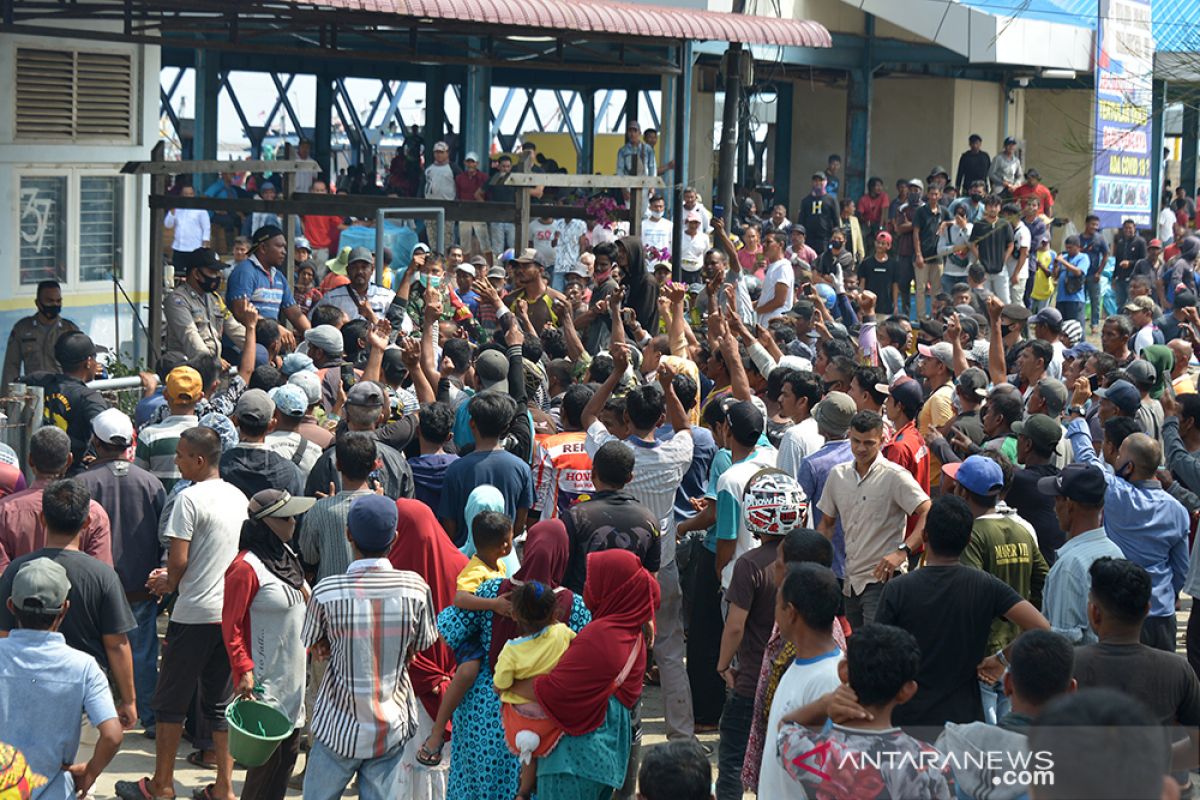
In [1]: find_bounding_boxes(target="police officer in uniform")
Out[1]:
[1,280,78,389]
[164,248,242,361]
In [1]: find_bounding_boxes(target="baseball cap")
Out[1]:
[91,408,134,447]
[486,264,507,280]
[792,224,807,235]
[259,181,277,193]
[1012,413,1063,451]
[1124,295,1156,314]
[1035,377,1069,416]
[907,178,924,189]
[876,376,925,410]
[346,494,399,553]
[811,171,827,181]
[464,151,480,162]
[956,367,990,400]
[1125,359,1156,389]
[282,352,316,376]
[252,224,284,249]
[928,165,950,180]
[1095,379,1141,415]
[347,246,373,265]
[295,237,312,252]
[1175,290,1197,309]
[249,488,316,520]
[1025,168,1040,179]
[726,400,765,442]
[811,392,856,437]
[305,325,344,356]
[1148,238,1163,249]
[1000,304,1031,322]
[475,349,510,393]
[942,455,1004,496]
[918,341,955,372]
[1004,136,1018,145]
[11,557,70,614]
[269,384,308,418]
[875,231,892,246]
[685,212,702,224]
[1064,341,1098,361]
[1037,463,1107,505]
[288,370,321,406]
[234,388,275,427]
[346,381,386,407]
[165,366,204,404]
[566,262,590,278]
[191,247,225,271]
[1061,319,1083,347]
[512,247,543,267]
[54,332,97,367]
[468,255,487,269]
[1030,306,1063,331]
[455,262,477,277]
[413,242,431,255]
[433,141,449,152]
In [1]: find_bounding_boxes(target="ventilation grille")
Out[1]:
[15,48,132,141]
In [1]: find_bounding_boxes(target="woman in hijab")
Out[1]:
[615,236,659,334]
[222,489,315,800]
[526,550,659,799]
[437,520,590,800]
[389,499,467,800]
[460,485,520,574]
[1143,344,1174,400]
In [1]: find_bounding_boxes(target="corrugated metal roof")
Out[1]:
[299,0,832,47]
[958,0,1200,53]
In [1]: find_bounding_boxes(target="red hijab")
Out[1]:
[534,550,660,737]
[487,519,574,670]
[388,499,467,719]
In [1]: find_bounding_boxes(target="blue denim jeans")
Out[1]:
[716,691,756,800]
[303,739,404,800]
[980,678,1011,725]
[1087,275,1103,326]
[128,598,160,726]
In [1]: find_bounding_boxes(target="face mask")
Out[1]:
[648,211,662,221]
[970,193,984,202]
[38,303,61,319]
[831,241,843,250]
[198,274,222,293]
[416,274,442,288]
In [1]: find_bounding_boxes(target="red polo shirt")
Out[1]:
[883,419,930,541]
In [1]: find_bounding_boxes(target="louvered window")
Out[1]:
[15,48,133,141]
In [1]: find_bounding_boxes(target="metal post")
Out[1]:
[281,142,295,290]
[717,43,742,224]
[671,42,693,281]
[315,74,334,180]
[581,90,596,175]
[772,82,794,210]
[425,68,446,145]
[147,141,168,369]
[624,88,639,128]
[1182,100,1199,198]
[845,14,875,202]
[1150,78,1166,218]
[193,50,220,189]
[463,59,492,168]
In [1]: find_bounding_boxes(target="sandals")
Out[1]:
[415,740,444,766]
[114,778,173,800]
[192,785,219,800]
[186,751,217,770]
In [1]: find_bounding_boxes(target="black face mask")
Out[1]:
[970,193,984,202]
[38,303,61,319]
[198,274,222,293]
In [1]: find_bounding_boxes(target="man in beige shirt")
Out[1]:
[817,409,931,627]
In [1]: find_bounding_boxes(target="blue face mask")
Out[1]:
[416,274,442,288]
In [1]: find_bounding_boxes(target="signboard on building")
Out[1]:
[1091,0,1154,228]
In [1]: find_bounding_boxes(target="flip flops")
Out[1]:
[415,742,444,766]
[114,777,172,800]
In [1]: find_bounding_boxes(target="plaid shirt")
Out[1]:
[302,558,438,759]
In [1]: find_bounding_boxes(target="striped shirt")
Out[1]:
[134,414,198,492]
[584,420,693,565]
[301,559,437,759]
[297,489,372,583]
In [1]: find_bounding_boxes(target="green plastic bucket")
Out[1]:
[225,697,292,767]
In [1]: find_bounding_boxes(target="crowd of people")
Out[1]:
[3,129,1200,800]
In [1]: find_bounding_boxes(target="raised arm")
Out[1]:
[986,296,1007,386]
[656,358,691,433]
[580,342,629,430]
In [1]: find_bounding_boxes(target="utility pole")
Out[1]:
[716,43,742,225]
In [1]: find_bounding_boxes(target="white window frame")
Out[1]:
[15,167,133,295]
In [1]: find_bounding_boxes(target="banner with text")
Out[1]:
[1092,0,1154,228]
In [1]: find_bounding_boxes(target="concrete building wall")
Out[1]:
[0,21,158,364]
[1022,88,1094,228]
[788,79,847,205]
[869,77,956,188]
[950,79,1005,173]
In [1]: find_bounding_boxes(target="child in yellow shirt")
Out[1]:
[416,510,513,766]
[1031,235,1057,311]
[494,580,576,799]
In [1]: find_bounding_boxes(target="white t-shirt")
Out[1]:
[529,220,557,269]
[642,216,673,261]
[424,163,455,201]
[1007,221,1032,279]
[1133,323,1157,355]
[681,231,711,273]
[1159,207,1176,243]
[1048,340,1064,380]
[758,648,844,799]
[757,258,795,327]
[775,416,825,480]
[165,478,250,624]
